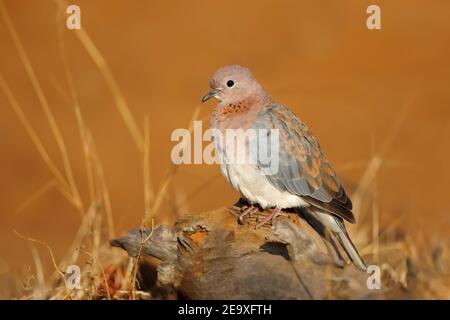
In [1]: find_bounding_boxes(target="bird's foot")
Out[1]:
[255,207,287,229]
[238,205,258,224]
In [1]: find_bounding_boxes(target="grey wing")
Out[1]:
[253,104,355,223]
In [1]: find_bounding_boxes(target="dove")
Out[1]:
[202,65,367,271]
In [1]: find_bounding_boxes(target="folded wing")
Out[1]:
[253,103,355,223]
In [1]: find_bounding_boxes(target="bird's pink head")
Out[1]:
[202,65,268,106]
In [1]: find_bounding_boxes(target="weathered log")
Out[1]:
[110,205,385,299]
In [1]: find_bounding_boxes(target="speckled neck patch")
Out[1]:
[219,101,250,116]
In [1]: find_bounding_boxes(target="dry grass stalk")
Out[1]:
[53,0,145,153]
[13,230,71,298]
[56,20,115,239]
[29,245,46,299]
[0,1,84,215]
[130,219,155,300]
[0,77,76,206]
[143,116,154,218]
[370,136,380,264]
[15,180,58,215]
[142,105,202,226]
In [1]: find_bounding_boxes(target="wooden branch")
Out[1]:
[110,205,385,299]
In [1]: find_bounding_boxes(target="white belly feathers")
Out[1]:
[220,162,309,209]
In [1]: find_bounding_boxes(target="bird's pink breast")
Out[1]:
[211,99,263,131]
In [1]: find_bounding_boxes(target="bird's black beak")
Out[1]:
[202,89,220,103]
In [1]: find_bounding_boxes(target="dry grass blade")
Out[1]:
[143,116,154,217]
[130,219,155,299]
[352,102,411,221]
[0,76,76,206]
[54,0,144,153]
[176,172,221,212]
[360,241,407,256]
[56,26,115,239]
[56,24,98,206]
[0,2,84,215]
[142,105,202,226]
[82,210,109,299]
[50,204,97,284]
[30,245,45,299]
[90,140,115,239]
[352,156,383,220]
[143,170,175,226]
[13,230,70,298]
[74,106,97,204]
[15,180,57,215]
[370,135,380,264]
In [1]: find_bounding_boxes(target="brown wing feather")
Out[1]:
[254,103,355,223]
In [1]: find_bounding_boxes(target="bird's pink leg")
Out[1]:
[238,205,258,224]
[255,207,284,229]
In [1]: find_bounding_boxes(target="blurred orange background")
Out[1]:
[0,0,449,279]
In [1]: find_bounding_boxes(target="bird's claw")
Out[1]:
[255,208,286,229]
[238,205,258,224]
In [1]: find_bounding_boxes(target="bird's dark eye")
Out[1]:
[226,80,235,88]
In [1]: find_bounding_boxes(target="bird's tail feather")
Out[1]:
[313,211,367,271]
[334,229,367,271]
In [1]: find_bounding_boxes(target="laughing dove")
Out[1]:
[202,65,366,271]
